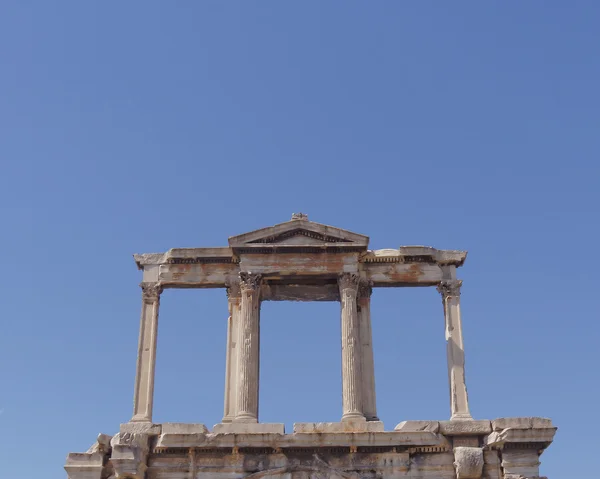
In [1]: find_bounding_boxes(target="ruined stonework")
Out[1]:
[65,215,555,479]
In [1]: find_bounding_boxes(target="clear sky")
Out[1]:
[1,2,599,478]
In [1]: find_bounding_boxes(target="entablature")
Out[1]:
[133,216,466,289]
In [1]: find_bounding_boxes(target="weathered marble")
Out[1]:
[66,418,555,479]
[67,216,556,479]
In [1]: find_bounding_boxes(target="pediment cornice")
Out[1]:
[228,215,369,252]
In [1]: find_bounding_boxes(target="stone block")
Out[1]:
[161,422,208,434]
[294,421,384,433]
[64,452,104,479]
[482,450,502,479]
[120,422,162,435]
[453,446,484,479]
[439,420,492,436]
[491,417,554,431]
[531,417,554,429]
[501,449,541,478]
[486,427,557,446]
[394,420,440,433]
[453,436,479,447]
[213,422,285,434]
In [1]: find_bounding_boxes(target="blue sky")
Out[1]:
[1,2,599,478]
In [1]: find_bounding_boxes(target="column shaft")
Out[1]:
[358,281,378,421]
[223,282,241,422]
[438,280,472,420]
[339,273,365,421]
[235,273,262,423]
[132,282,162,422]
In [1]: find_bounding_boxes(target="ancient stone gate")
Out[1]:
[66,215,555,479]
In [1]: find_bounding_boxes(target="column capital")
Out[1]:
[140,282,162,302]
[239,272,262,293]
[437,280,462,299]
[226,279,242,299]
[358,279,373,299]
[338,273,360,293]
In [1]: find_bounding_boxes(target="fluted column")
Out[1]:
[358,280,378,421]
[339,273,365,421]
[234,272,262,423]
[437,280,472,420]
[222,280,241,423]
[132,282,162,422]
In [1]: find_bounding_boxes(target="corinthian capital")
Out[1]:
[437,280,462,299]
[239,272,262,293]
[225,279,241,299]
[140,282,162,302]
[358,279,373,299]
[338,273,360,293]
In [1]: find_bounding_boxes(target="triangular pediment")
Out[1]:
[228,215,369,250]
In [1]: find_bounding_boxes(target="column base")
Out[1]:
[130,414,152,423]
[233,414,258,424]
[341,413,366,422]
[450,413,474,421]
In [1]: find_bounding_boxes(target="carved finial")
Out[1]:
[291,212,308,221]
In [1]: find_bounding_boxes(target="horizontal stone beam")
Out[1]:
[158,263,238,287]
[239,253,360,276]
[154,430,449,449]
[261,284,340,301]
[153,262,444,288]
[364,263,443,286]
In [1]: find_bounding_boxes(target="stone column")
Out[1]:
[358,280,378,421]
[338,273,365,421]
[437,280,472,420]
[132,282,162,422]
[234,272,262,423]
[222,281,241,423]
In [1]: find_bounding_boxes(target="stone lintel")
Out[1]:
[261,283,340,302]
[213,422,286,435]
[294,421,384,433]
[439,420,492,436]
